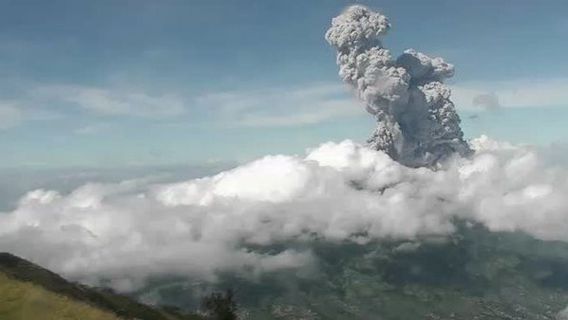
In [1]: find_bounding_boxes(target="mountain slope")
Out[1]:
[136,224,568,319]
[0,252,201,320]
[0,272,121,320]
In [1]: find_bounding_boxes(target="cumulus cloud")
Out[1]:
[558,306,568,320]
[325,5,470,167]
[1,137,568,291]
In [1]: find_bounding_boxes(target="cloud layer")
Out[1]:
[1,137,567,291]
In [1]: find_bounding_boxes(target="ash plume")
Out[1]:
[325,5,471,167]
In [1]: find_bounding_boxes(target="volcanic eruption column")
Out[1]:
[326,5,471,167]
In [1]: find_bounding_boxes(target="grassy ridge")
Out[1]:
[0,253,202,320]
[0,272,121,320]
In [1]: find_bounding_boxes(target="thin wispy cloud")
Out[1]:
[74,122,112,135]
[0,84,188,131]
[472,92,500,110]
[452,78,568,110]
[0,102,22,129]
[196,83,362,127]
[2,77,567,133]
[1,82,362,131]
[31,85,186,118]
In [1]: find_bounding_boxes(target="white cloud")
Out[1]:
[0,99,65,130]
[75,122,111,135]
[452,78,568,110]
[0,82,362,129]
[2,75,567,131]
[0,83,188,130]
[32,85,186,118]
[195,83,362,127]
[1,137,568,291]
[8,77,567,131]
[472,92,500,110]
[558,305,568,320]
[0,102,23,129]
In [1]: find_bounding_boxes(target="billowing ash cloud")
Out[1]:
[325,5,471,167]
[1,137,568,291]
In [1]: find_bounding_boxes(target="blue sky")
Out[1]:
[0,0,567,168]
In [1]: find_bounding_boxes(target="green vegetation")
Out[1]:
[201,289,238,320]
[138,224,568,319]
[0,253,203,320]
[0,272,121,320]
